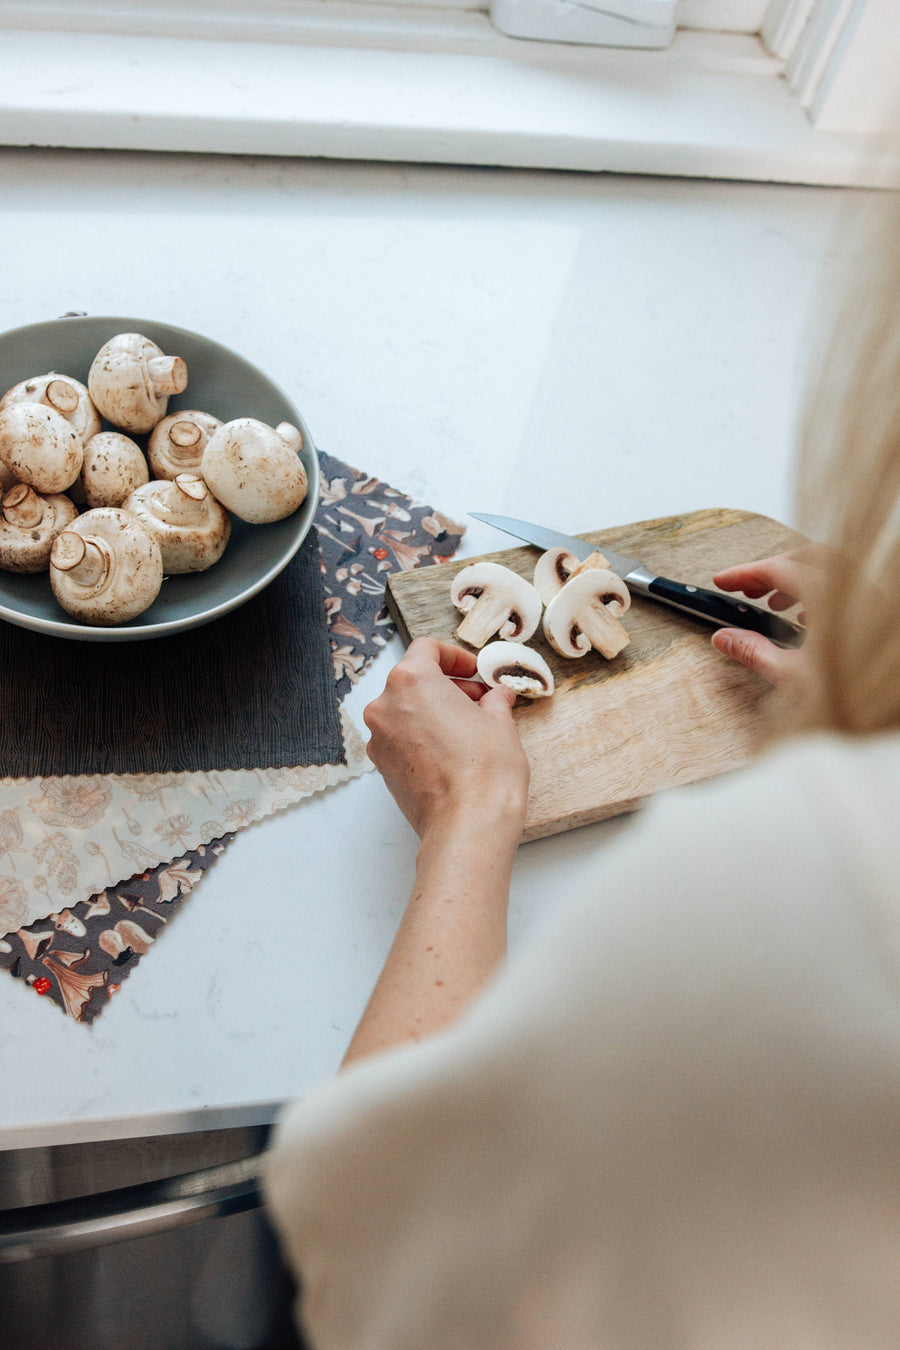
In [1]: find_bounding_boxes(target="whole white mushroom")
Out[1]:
[201,418,307,524]
[1,372,102,445]
[148,410,222,480]
[0,403,83,494]
[70,431,151,509]
[0,484,78,574]
[88,332,188,433]
[122,474,231,573]
[50,508,163,626]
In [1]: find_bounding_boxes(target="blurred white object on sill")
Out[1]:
[488,0,676,47]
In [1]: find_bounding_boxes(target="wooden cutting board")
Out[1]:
[386,507,803,840]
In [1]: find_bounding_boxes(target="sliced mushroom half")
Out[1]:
[543,568,631,659]
[477,641,554,698]
[450,561,542,649]
[533,546,612,605]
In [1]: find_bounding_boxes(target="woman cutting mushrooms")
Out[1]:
[263,190,900,1350]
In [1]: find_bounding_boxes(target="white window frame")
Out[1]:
[0,0,897,186]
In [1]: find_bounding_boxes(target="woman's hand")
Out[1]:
[711,547,822,685]
[364,637,530,842]
[345,640,531,1064]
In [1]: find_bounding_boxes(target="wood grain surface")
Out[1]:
[387,508,803,839]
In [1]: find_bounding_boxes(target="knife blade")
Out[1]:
[469,513,806,649]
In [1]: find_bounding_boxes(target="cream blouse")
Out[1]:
[264,732,900,1350]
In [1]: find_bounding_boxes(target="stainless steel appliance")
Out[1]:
[0,1126,305,1349]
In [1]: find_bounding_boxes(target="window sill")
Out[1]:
[0,19,895,186]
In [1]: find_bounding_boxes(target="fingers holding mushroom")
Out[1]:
[450,562,543,648]
[88,332,188,433]
[200,418,308,524]
[122,474,231,573]
[50,507,163,625]
[148,410,222,480]
[477,641,555,699]
[0,403,83,494]
[1,372,101,444]
[0,484,78,573]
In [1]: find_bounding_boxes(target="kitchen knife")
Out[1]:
[470,513,806,649]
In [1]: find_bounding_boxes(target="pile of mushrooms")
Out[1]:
[449,545,632,700]
[0,331,309,626]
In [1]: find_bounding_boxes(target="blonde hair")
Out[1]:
[789,188,900,736]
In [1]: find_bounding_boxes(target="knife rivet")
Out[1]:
[685,584,697,593]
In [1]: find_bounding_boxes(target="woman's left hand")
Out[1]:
[364,637,530,842]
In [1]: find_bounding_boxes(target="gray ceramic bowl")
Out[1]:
[0,316,320,641]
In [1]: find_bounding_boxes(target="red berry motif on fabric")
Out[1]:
[33,977,52,995]
[372,548,388,560]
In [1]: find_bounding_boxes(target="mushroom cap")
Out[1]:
[0,485,78,574]
[542,568,632,659]
[0,402,83,494]
[449,561,543,648]
[49,507,163,626]
[88,332,189,433]
[533,546,611,605]
[148,410,223,480]
[477,640,555,698]
[1,372,102,444]
[122,474,231,573]
[200,418,308,524]
[71,431,151,509]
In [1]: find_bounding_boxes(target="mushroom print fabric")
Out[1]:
[0,450,465,1020]
[315,450,465,698]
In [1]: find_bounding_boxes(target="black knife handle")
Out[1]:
[647,576,806,649]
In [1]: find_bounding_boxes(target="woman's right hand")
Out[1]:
[711,547,821,685]
[363,637,530,842]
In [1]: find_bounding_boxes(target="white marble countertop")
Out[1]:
[0,147,866,1149]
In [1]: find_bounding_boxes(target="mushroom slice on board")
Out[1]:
[88,332,188,434]
[201,417,308,524]
[533,546,612,605]
[0,484,78,574]
[148,410,223,480]
[122,474,231,573]
[49,507,163,626]
[1,372,102,444]
[543,568,632,659]
[477,641,554,698]
[70,431,151,509]
[0,403,83,494]
[450,561,543,649]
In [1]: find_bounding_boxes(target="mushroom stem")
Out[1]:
[276,423,303,455]
[45,378,80,414]
[456,594,517,648]
[2,483,44,529]
[168,421,203,455]
[147,355,188,396]
[51,532,111,589]
[154,474,209,521]
[575,603,631,659]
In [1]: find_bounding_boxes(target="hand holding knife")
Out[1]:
[469,513,806,650]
